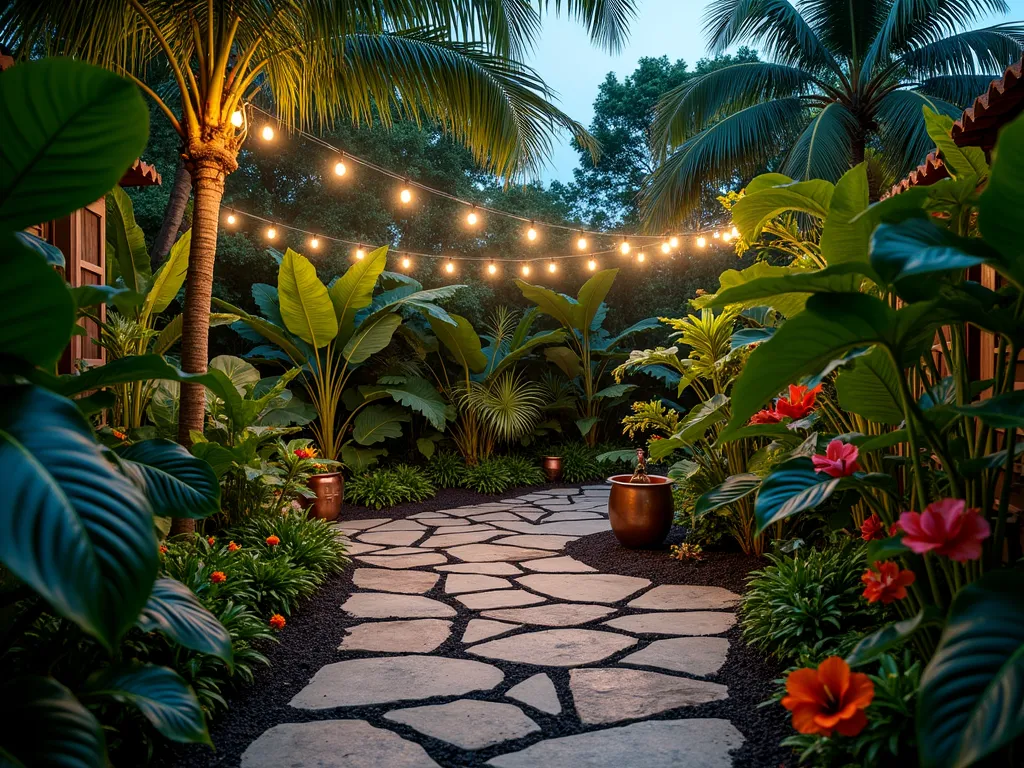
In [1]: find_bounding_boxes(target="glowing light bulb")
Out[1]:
[230,110,244,128]
[261,124,274,141]
[354,245,365,260]
[577,236,588,250]
[226,213,236,225]
[487,262,497,276]
[527,223,538,241]
[521,264,531,276]
[619,240,630,255]
[713,230,721,239]
[266,227,277,240]
[467,209,478,226]
[334,160,346,177]
[400,256,412,270]
[400,187,412,204]
[445,260,455,274]
[731,226,739,238]
[637,252,646,263]
[661,242,671,254]
[310,236,320,249]
[669,236,679,248]
[548,261,557,274]
[722,230,733,242]
[697,236,707,248]
[587,259,598,271]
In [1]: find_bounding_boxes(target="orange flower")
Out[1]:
[748,408,782,425]
[266,535,281,546]
[861,561,915,604]
[112,429,128,441]
[269,614,286,630]
[782,656,874,737]
[158,544,168,555]
[294,447,318,460]
[228,541,241,552]
[210,571,227,584]
[775,384,822,420]
[207,536,216,546]
[860,514,885,541]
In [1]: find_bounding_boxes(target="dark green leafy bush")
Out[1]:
[499,455,546,487]
[346,465,437,509]
[424,450,467,488]
[740,538,879,662]
[390,464,437,501]
[229,510,348,580]
[462,458,513,494]
[555,442,602,483]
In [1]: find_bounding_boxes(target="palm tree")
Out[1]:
[1,0,635,525]
[641,0,1023,229]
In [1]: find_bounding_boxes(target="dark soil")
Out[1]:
[163,486,793,768]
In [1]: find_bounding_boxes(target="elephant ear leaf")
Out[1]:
[515,279,578,332]
[137,579,233,666]
[917,570,1024,768]
[329,245,388,341]
[278,248,338,348]
[429,313,487,373]
[117,439,221,519]
[0,676,105,767]
[574,269,618,330]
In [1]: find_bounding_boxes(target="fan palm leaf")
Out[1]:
[875,88,962,181]
[781,102,860,181]
[462,371,546,442]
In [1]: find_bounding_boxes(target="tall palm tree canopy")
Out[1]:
[0,0,638,179]
[642,0,1024,229]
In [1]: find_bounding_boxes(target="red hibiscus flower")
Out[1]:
[269,614,286,630]
[896,499,990,561]
[782,657,874,737]
[294,447,318,460]
[266,535,281,547]
[861,561,915,604]
[860,514,885,542]
[775,384,822,420]
[812,440,861,478]
[228,541,241,552]
[749,408,783,425]
[158,544,169,555]
[210,571,227,584]
[207,536,216,546]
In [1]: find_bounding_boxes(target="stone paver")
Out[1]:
[385,700,539,749]
[468,629,636,667]
[456,589,547,610]
[342,540,384,556]
[569,668,728,724]
[627,585,742,611]
[421,531,503,548]
[620,637,730,677]
[482,603,615,627]
[491,520,611,536]
[357,530,425,547]
[343,593,456,619]
[520,555,597,573]
[372,520,428,532]
[446,543,555,562]
[506,672,561,715]
[419,517,474,527]
[241,720,440,768]
[471,512,523,522]
[542,510,604,521]
[352,569,439,594]
[436,562,523,575]
[340,619,452,653]
[463,619,520,643]
[337,518,390,532]
[492,534,578,550]
[486,719,743,768]
[357,553,447,568]
[291,656,504,708]
[445,573,513,594]
[603,611,736,636]
[516,573,651,603]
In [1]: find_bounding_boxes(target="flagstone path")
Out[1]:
[240,486,745,767]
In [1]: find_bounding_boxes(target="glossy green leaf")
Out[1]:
[341,444,385,472]
[353,405,409,445]
[574,269,618,330]
[143,229,191,318]
[853,430,908,453]
[0,676,105,767]
[707,262,873,311]
[744,172,793,195]
[544,346,583,379]
[209,355,260,395]
[918,570,1024,768]
[0,385,156,648]
[755,458,840,531]
[696,261,809,319]
[429,313,487,373]
[847,607,944,667]
[819,163,872,265]
[151,312,238,357]
[117,439,221,519]
[137,579,233,666]
[695,474,761,517]
[575,416,599,437]
[105,185,151,293]
[215,300,309,365]
[278,248,338,348]
[732,178,834,241]
[15,230,65,267]
[953,391,1024,428]
[978,112,1023,261]
[924,107,989,181]
[343,313,402,364]
[70,284,144,314]
[515,279,578,331]
[866,535,911,563]
[84,665,209,745]
[593,383,635,399]
[0,58,148,229]
[676,393,730,443]
[383,376,454,430]
[836,348,905,425]
[330,245,388,341]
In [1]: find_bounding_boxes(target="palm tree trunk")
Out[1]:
[152,160,191,264]
[171,150,233,536]
[852,128,867,167]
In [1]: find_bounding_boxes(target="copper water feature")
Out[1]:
[606,450,673,548]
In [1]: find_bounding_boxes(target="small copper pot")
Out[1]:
[304,472,344,522]
[607,474,674,548]
[542,456,563,482]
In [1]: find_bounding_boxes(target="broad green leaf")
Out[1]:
[836,348,905,425]
[329,245,388,341]
[429,313,487,373]
[105,186,151,293]
[70,284,145,315]
[715,422,803,446]
[118,439,221,520]
[0,58,148,229]
[597,449,639,464]
[820,163,871,265]
[278,248,338,348]
[343,313,402,364]
[353,405,409,445]
[84,665,209,745]
[416,437,437,459]
[15,230,65,267]
[846,607,944,667]
[383,376,453,430]
[341,444,385,472]
[732,179,834,241]
[593,383,635,399]
[866,535,911,563]
[952,391,1024,428]
[744,172,793,195]
[695,474,761,517]
[544,346,583,379]
[0,676,105,767]
[853,430,908,452]
[515,279,578,331]
[574,269,618,330]
[575,416,599,437]
[755,458,840,531]
[648,436,685,461]
[490,328,567,377]
[151,312,238,357]
[676,393,730,443]
[0,386,156,648]
[978,112,1024,261]
[924,107,989,181]
[853,185,934,230]
[209,355,260,395]
[917,570,1024,768]
[215,300,309,365]
[706,262,873,312]
[0,234,75,369]
[602,317,663,349]
[696,261,809,319]
[137,579,233,666]
[143,229,192,318]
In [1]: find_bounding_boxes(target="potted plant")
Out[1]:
[542,455,563,482]
[606,450,673,548]
[282,441,344,521]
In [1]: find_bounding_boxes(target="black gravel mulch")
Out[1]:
[162,486,794,768]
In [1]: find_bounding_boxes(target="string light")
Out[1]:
[400,256,412,270]
[722,230,733,243]
[230,110,244,128]
[354,245,366,259]
[669,236,679,248]
[334,159,347,177]
[310,235,320,249]
[226,213,236,225]
[261,124,275,141]
[577,234,588,250]
[266,226,277,239]
[660,242,671,254]
[713,231,721,239]
[467,207,479,226]
[619,240,630,255]
[444,260,455,274]
[521,264,531,276]
[547,261,557,274]
[637,252,646,263]
[696,236,707,248]
[399,183,413,204]
[587,259,598,271]
[527,222,538,241]
[487,261,498,276]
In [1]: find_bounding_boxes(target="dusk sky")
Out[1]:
[530,0,1023,182]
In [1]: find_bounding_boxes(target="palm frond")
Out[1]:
[798,0,886,62]
[641,98,808,231]
[536,0,638,53]
[874,88,962,182]
[781,101,859,181]
[463,371,546,442]
[652,62,815,153]
[915,73,1000,105]
[702,0,839,73]
[900,23,1024,77]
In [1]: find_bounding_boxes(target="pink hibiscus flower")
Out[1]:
[896,499,991,561]
[812,440,861,478]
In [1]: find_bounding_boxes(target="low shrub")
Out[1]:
[553,442,602,483]
[740,537,880,662]
[230,510,349,580]
[346,465,437,509]
[390,463,437,501]
[462,458,514,494]
[499,454,546,487]
[424,450,467,488]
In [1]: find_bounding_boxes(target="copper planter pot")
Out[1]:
[607,474,674,548]
[304,472,344,522]
[542,456,563,483]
